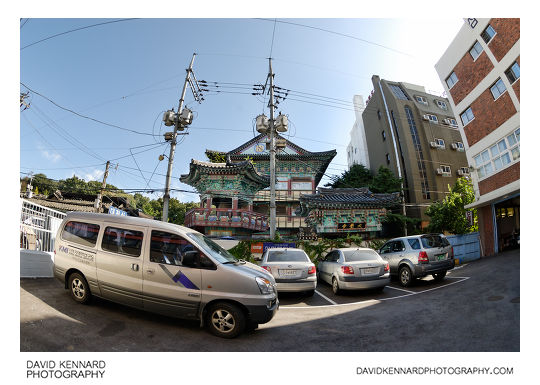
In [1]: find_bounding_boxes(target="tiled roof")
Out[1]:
[180,158,270,187]
[299,188,400,207]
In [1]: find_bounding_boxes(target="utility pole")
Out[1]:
[162,53,197,222]
[95,160,110,212]
[268,58,277,239]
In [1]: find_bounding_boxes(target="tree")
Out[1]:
[325,164,373,188]
[369,166,402,193]
[425,177,477,234]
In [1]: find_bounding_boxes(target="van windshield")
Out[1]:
[186,233,238,264]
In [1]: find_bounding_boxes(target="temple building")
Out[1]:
[180,157,270,237]
[182,133,336,238]
[297,188,400,238]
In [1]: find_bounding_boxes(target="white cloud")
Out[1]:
[41,150,61,163]
[73,169,104,182]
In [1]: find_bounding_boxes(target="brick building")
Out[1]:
[435,18,520,255]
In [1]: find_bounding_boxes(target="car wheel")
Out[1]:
[398,266,413,287]
[206,302,246,339]
[432,271,447,282]
[68,272,91,304]
[305,289,315,297]
[332,277,341,295]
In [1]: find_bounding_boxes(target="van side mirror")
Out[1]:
[182,251,199,268]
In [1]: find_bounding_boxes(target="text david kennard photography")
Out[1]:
[27,360,106,379]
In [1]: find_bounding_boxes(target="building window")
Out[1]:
[460,107,474,126]
[458,167,470,176]
[415,95,428,105]
[435,138,445,149]
[424,114,438,123]
[388,84,409,100]
[469,40,483,61]
[444,117,458,127]
[382,131,386,141]
[490,78,507,100]
[435,100,448,110]
[481,24,496,44]
[439,165,451,177]
[473,128,520,179]
[377,110,382,120]
[385,153,390,165]
[453,141,465,151]
[446,72,458,89]
[505,61,520,84]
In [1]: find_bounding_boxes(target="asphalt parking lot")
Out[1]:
[20,249,519,352]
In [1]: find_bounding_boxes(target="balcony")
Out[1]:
[184,208,268,232]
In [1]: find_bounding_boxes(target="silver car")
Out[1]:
[379,234,455,287]
[260,248,317,296]
[317,248,390,295]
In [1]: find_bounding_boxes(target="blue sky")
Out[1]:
[20,18,465,202]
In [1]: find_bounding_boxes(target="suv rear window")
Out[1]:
[62,221,100,247]
[267,250,309,262]
[343,249,380,262]
[421,235,450,248]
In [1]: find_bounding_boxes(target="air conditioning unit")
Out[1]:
[436,168,443,175]
[457,169,464,176]
[430,141,438,148]
[451,143,458,150]
[443,118,450,125]
[423,115,430,121]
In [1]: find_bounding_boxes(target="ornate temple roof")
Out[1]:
[180,157,270,192]
[297,187,400,215]
[205,133,336,186]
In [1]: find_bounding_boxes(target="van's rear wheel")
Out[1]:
[206,302,246,339]
[68,272,91,304]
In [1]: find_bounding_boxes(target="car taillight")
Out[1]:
[450,246,454,258]
[384,262,389,272]
[308,265,316,275]
[418,251,429,263]
[341,266,354,275]
[261,265,271,272]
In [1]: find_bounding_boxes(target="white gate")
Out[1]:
[20,199,66,252]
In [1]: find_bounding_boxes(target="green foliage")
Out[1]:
[227,241,254,262]
[325,164,372,188]
[425,177,477,235]
[370,166,402,193]
[206,152,226,163]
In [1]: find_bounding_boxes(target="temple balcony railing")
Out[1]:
[184,208,269,231]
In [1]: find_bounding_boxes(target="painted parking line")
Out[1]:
[280,276,470,309]
[314,290,338,305]
[385,285,415,294]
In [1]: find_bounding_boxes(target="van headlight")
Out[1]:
[255,277,274,295]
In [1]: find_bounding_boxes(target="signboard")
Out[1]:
[250,242,264,254]
[263,242,296,252]
[108,207,128,216]
[337,222,366,231]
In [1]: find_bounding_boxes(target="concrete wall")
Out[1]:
[20,250,54,278]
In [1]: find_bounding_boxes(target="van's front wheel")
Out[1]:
[206,302,246,339]
[68,272,91,304]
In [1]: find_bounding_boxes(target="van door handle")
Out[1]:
[146,268,155,274]
[131,264,139,271]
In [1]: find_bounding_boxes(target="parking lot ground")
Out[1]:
[278,269,469,307]
[20,249,519,351]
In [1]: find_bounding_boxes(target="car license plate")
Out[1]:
[437,254,446,261]
[280,269,297,276]
[362,267,378,275]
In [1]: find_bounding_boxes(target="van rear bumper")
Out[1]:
[245,297,279,324]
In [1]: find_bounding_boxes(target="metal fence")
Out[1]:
[20,199,66,252]
[447,232,481,263]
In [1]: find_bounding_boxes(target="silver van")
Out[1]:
[53,212,278,338]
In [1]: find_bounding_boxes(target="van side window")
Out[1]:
[101,227,144,257]
[150,230,212,269]
[62,221,100,247]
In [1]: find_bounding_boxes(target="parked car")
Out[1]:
[317,248,390,295]
[54,212,278,338]
[260,248,317,296]
[379,234,454,287]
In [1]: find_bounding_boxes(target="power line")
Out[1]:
[20,83,157,137]
[21,18,140,50]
